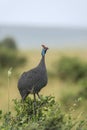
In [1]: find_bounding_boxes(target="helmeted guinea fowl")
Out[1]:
[18,45,48,101]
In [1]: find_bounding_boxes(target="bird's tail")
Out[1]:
[19,89,29,100]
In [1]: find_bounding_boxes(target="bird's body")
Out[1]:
[18,45,48,100]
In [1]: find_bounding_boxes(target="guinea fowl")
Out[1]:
[18,45,48,101]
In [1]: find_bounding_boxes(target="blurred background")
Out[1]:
[0,0,87,120]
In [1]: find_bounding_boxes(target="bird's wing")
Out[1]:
[18,67,42,90]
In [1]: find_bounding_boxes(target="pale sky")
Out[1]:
[0,0,87,28]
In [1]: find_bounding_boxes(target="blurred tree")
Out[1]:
[0,37,26,69]
[57,56,87,82]
[0,37,17,50]
[0,48,26,68]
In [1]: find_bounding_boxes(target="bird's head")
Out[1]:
[41,45,49,56]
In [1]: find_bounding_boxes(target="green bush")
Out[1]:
[0,37,26,69]
[78,79,87,99]
[0,47,26,68]
[57,56,87,82]
[60,93,82,112]
[0,37,17,50]
[0,96,87,130]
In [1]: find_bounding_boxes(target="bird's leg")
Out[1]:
[37,93,41,99]
[33,93,36,116]
[22,94,26,101]
[34,93,36,104]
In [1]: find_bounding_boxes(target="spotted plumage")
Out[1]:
[18,45,48,100]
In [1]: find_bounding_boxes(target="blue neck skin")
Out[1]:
[41,48,46,57]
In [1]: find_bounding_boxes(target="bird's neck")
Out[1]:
[38,55,45,67]
[42,55,45,60]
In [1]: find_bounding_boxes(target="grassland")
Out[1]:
[0,48,87,118]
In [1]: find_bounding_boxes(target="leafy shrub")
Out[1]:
[0,37,26,69]
[0,96,87,130]
[0,37,17,50]
[57,56,87,82]
[78,79,87,99]
[0,47,26,68]
[60,92,82,112]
